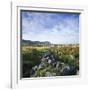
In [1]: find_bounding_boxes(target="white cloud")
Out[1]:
[22,12,79,44]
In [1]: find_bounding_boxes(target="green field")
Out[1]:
[22,45,79,78]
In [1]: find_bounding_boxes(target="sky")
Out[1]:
[21,10,80,44]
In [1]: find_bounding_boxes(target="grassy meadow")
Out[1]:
[22,45,79,78]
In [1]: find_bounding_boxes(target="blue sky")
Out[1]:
[21,11,80,44]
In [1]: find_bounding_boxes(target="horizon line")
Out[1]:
[22,39,79,45]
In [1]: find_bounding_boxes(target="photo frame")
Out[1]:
[11,1,87,88]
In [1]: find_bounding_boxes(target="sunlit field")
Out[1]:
[22,44,79,78]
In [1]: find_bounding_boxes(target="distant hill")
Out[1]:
[22,39,51,46]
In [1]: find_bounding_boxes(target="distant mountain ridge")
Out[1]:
[22,39,51,46]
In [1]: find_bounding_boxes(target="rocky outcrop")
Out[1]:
[30,51,78,77]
